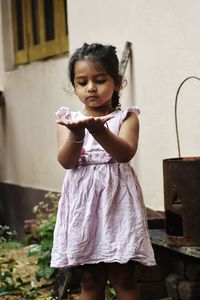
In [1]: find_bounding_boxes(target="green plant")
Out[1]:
[106,281,116,300]
[0,225,17,244]
[28,192,60,281]
[0,264,39,298]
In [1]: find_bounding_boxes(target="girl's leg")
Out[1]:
[107,261,140,300]
[79,263,107,300]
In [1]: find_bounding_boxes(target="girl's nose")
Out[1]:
[87,81,96,92]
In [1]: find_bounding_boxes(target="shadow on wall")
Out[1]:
[0,182,48,239]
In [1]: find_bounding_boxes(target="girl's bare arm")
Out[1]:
[56,113,139,168]
[56,122,85,169]
[90,113,139,163]
[56,114,113,169]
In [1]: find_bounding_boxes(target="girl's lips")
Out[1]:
[86,96,98,100]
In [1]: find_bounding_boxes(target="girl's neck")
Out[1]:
[83,104,114,117]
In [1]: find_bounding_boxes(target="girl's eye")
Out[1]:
[96,79,106,84]
[77,81,87,86]
[75,77,107,86]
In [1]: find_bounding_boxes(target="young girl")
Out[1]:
[51,43,156,300]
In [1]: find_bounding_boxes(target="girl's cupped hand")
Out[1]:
[56,114,114,133]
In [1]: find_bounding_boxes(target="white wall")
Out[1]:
[1,0,200,210]
[68,0,200,210]
[3,58,70,190]
[0,1,4,90]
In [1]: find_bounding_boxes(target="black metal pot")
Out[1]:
[163,77,200,246]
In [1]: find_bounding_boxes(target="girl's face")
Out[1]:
[73,59,118,110]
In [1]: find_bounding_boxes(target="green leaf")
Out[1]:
[44,267,56,279]
[109,287,116,295]
[0,284,16,294]
[28,244,42,256]
[40,239,52,251]
[35,269,45,281]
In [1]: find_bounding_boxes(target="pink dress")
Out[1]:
[50,107,156,268]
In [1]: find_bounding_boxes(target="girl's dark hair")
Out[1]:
[68,43,122,109]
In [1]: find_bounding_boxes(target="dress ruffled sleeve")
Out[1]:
[55,106,72,121]
[121,107,140,123]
